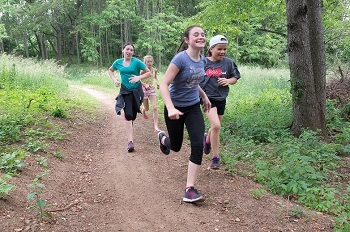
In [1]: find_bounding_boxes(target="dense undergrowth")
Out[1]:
[0,54,100,207]
[222,66,350,231]
[1,55,349,231]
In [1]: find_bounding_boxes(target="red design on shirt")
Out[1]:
[206,68,222,78]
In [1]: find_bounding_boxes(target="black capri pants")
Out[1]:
[123,93,138,121]
[164,102,205,165]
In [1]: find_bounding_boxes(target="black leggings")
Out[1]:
[164,102,205,165]
[123,93,138,121]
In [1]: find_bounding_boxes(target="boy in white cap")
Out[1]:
[200,35,241,169]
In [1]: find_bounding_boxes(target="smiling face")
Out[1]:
[184,26,206,50]
[210,43,228,61]
[122,44,134,59]
[144,57,154,68]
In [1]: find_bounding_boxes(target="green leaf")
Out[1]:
[27,192,37,201]
[37,199,46,207]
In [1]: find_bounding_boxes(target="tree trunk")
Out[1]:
[68,33,76,66]
[124,18,130,44]
[56,26,63,65]
[286,0,327,137]
[0,41,3,53]
[105,28,110,65]
[76,34,81,64]
[23,32,29,58]
[307,0,327,135]
[99,27,103,66]
[36,32,46,59]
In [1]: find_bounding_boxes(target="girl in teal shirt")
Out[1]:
[108,43,151,152]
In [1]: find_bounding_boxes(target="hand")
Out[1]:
[167,108,184,120]
[129,75,140,84]
[217,77,229,86]
[201,96,211,113]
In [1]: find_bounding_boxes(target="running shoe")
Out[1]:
[183,187,205,203]
[203,133,211,154]
[210,156,221,169]
[127,141,134,152]
[157,131,170,155]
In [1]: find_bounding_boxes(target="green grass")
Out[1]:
[217,65,350,231]
[0,54,102,195]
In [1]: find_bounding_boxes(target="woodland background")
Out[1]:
[0,0,349,70]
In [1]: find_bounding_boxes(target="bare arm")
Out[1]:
[159,63,184,120]
[154,70,160,89]
[129,68,151,84]
[198,86,211,113]
[108,67,119,87]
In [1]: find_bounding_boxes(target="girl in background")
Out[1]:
[108,43,151,152]
[141,55,161,133]
[157,25,211,203]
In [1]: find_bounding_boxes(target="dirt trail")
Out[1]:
[0,86,334,232]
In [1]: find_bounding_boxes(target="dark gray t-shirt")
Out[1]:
[200,57,240,101]
[169,51,206,107]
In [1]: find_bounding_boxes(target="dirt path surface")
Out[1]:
[1,86,334,232]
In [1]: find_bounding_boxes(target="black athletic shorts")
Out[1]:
[209,99,226,115]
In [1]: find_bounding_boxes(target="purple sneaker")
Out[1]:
[203,133,211,154]
[183,187,205,203]
[127,141,134,152]
[210,156,221,169]
[157,131,170,155]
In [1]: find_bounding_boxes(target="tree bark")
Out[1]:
[307,0,327,135]
[23,32,29,58]
[286,0,327,137]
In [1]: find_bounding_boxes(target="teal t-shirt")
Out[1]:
[111,57,147,89]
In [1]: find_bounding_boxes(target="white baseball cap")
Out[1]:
[209,35,228,47]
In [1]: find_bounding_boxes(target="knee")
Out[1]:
[211,123,221,133]
[189,151,203,165]
[124,113,133,121]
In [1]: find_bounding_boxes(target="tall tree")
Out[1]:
[286,0,327,137]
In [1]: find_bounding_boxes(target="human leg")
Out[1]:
[123,94,136,151]
[157,106,185,154]
[182,103,205,202]
[148,95,160,132]
[164,106,185,152]
[206,100,226,169]
[141,98,149,119]
[205,107,221,156]
[185,103,205,165]
[183,161,204,202]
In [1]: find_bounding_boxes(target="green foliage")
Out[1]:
[250,189,266,199]
[323,0,350,67]
[0,54,72,153]
[0,114,23,145]
[27,170,52,220]
[214,66,350,230]
[0,174,16,198]
[0,151,27,174]
[223,66,292,143]
[288,206,305,219]
[254,130,339,197]
[53,150,64,160]
[36,157,48,167]
[65,65,115,89]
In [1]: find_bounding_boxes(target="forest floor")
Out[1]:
[0,85,339,232]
